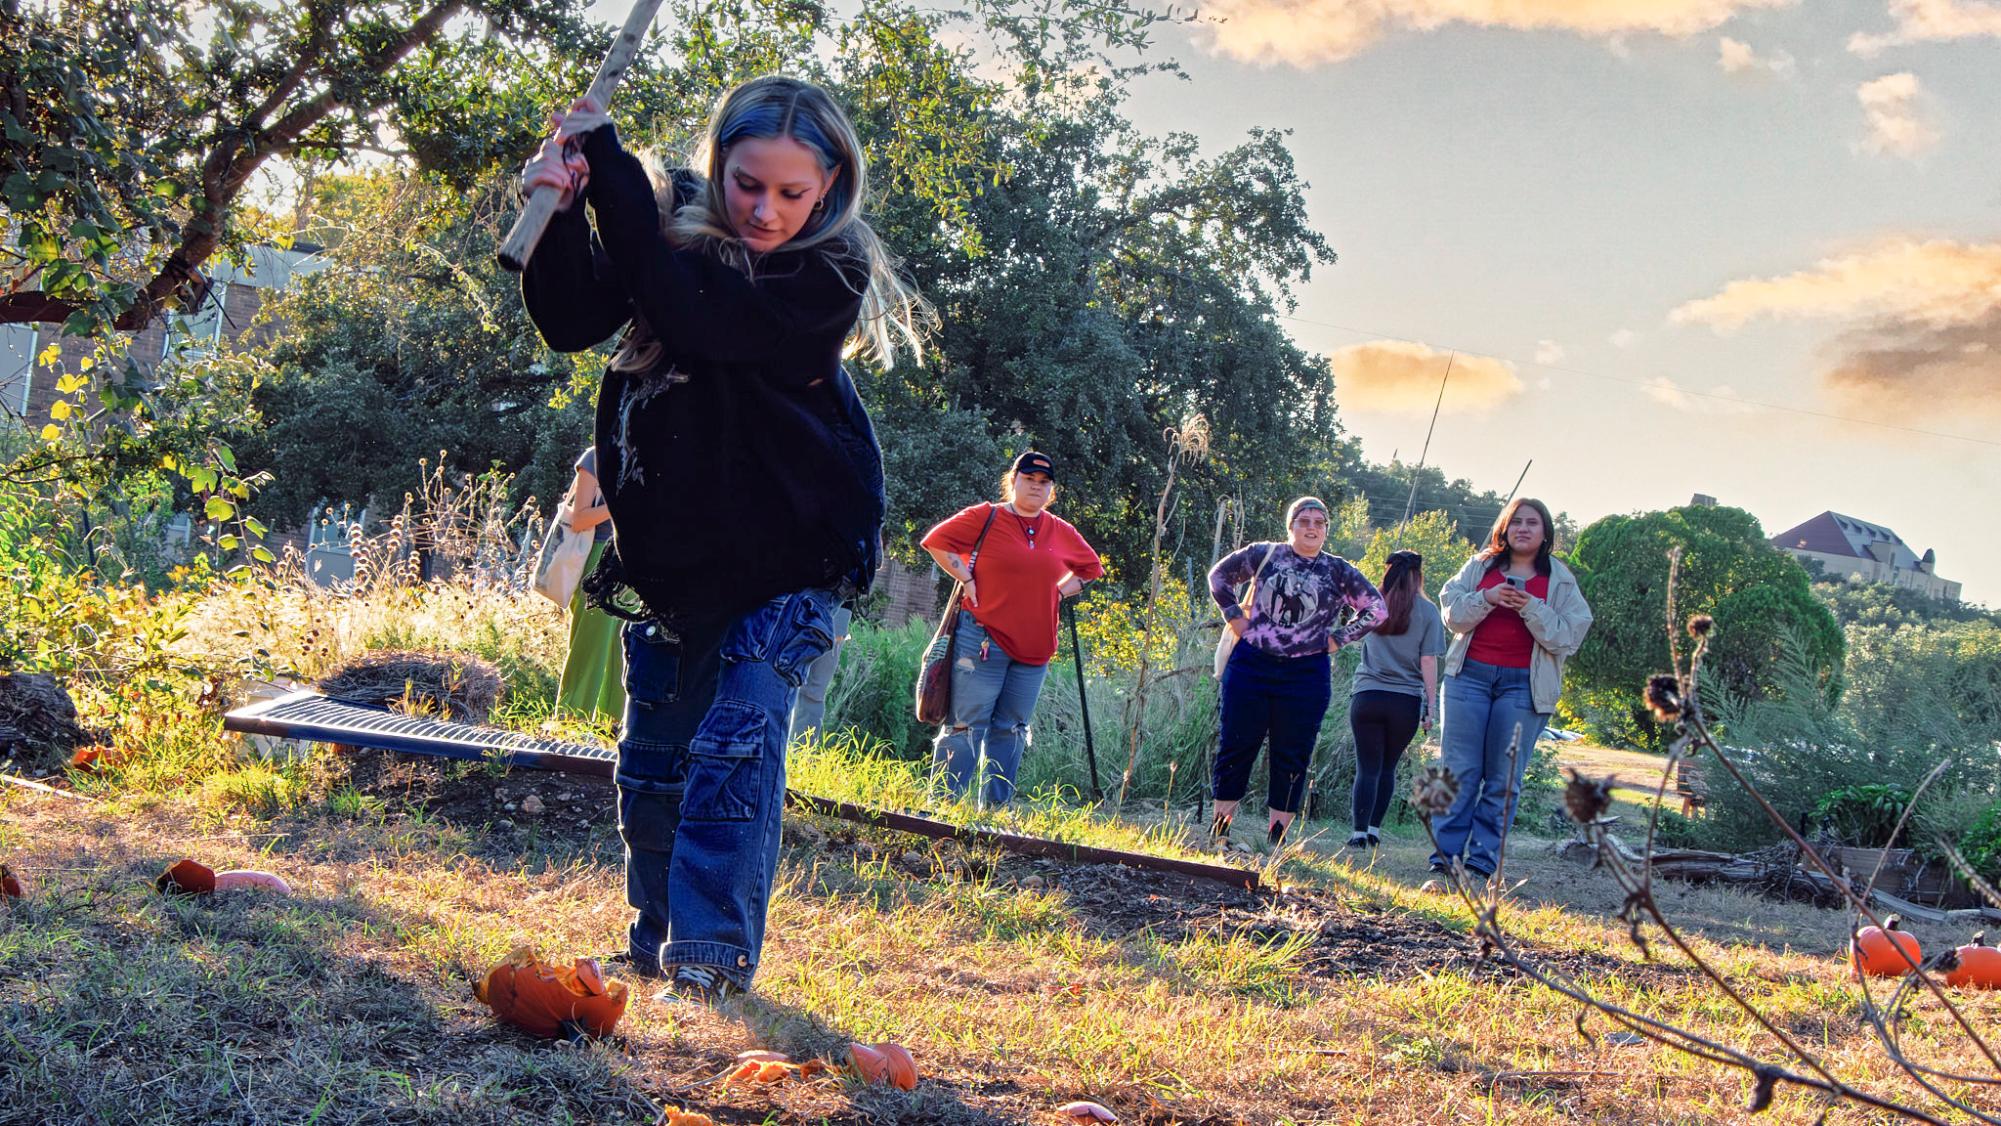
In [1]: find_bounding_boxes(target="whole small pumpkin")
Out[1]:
[1945,932,2001,990]
[1851,916,1923,978]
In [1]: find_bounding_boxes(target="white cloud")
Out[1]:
[1534,339,1566,365]
[1671,238,2001,331]
[1849,0,2001,56]
[1717,36,1796,75]
[1332,340,1523,414]
[1642,376,1760,414]
[1609,328,1638,349]
[1854,73,1941,159]
[1195,0,1797,67]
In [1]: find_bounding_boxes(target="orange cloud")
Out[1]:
[1671,238,2001,331]
[1672,238,2001,418]
[1849,0,2001,56]
[1333,341,1523,414]
[1195,0,1796,67]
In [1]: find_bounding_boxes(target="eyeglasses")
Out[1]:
[1294,517,1328,529]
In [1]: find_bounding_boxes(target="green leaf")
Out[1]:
[204,496,235,520]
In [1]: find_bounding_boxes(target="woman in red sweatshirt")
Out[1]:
[921,452,1103,807]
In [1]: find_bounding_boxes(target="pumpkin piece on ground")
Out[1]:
[660,1109,714,1126]
[1058,1100,1118,1122]
[157,858,217,895]
[847,1042,918,1090]
[474,945,630,1039]
[214,870,293,895]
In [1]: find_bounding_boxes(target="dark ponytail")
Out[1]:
[1376,550,1426,636]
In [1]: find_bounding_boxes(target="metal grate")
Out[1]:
[223,690,615,778]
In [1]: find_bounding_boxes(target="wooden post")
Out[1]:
[496,0,666,272]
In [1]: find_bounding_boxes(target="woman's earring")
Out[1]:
[812,196,826,212]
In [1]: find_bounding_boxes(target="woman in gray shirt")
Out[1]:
[1346,550,1444,848]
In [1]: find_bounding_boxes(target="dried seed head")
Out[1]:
[1644,674,1684,723]
[1562,768,1614,824]
[1687,614,1714,638]
[1410,765,1460,817]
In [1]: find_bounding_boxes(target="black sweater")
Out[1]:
[521,124,885,621]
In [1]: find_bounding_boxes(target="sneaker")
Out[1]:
[1345,832,1371,849]
[599,950,663,981]
[1267,821,1288,849]
[1366,830,1382,847]
[1211,812,1233,842]
[652,963,737,1005]
[1427,859,1449,875]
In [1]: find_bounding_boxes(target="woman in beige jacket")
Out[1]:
[1429,498,1593,879]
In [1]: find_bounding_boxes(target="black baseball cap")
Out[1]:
[1012,451,1056,480]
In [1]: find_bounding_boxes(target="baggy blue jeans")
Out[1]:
[1429,657,1549,877]
[931,610,1049,807]
[787,604,853,746]
[617,587,838,988]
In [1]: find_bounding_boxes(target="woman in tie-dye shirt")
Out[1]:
[1208,496,1386,848]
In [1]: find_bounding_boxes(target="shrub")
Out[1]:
[1810,784,1917,848]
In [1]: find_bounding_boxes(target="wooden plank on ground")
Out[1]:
[222,691,1260,892]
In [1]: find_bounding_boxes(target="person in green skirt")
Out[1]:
[555,446,626,721]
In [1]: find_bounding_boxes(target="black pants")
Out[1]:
[1349,689,1422,832]
[1214,644,1332,815]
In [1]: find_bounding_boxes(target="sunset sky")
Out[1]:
[580,0,2000,603]
[1122,0,2000,603]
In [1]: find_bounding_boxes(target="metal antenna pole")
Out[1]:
[1396,352,1454,546]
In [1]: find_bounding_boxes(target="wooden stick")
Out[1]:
[495,0,666,272]
[0,772,100,802]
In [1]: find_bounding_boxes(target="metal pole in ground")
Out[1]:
[1065,601,1103,800]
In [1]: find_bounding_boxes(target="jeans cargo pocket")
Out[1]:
[683,700,766,822]
[622,621,681,706]
[721,590,836,688]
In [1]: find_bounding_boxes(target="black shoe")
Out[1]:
[599,950,663,981]
[1345,832,1371,849]
[1268,821,1288,848]
[653,962,738,1005]
[1427,860,1449,875]
[1211,812,1233,841]
[1366,830,1382,847]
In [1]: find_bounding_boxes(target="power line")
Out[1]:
[1276,312,2001,450]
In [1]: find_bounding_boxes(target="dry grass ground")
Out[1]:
[7,577,2001,1124]
[8,738,2001,1125]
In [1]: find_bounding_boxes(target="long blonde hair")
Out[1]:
[611,75,930,374]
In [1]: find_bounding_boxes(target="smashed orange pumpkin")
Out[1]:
[1946,932,2001,990]
[1851,916,1923,978]
[660,1108,714,1126]
[475,945,629,1039]
[847,1042,918,1090]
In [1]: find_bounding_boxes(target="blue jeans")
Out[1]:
[1213,643,1332,814]
[1430,658,1549,876]
[786,604,852,746]
[617,588,838,988]
[931,610,1050,807]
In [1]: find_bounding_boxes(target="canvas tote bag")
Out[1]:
[1212,543,1281,678]
[914,505,1000,725]
[532,493,594,608]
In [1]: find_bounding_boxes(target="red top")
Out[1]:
[1465,569,1550,669]
[922,503,1105,665]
